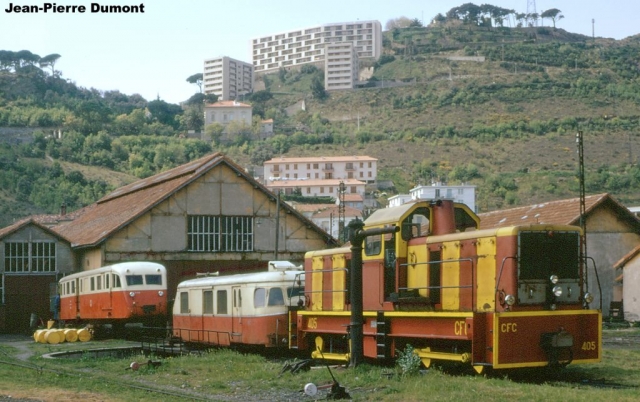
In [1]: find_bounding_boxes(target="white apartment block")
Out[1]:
[204,101,252,127]
[203,56,254,101]
[325,42,359,91]
[410,183,477,212]
[251,20,382,74]
[267,178,367,198]
[263,156,378,186]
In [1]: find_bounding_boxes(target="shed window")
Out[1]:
[4,241,56,273]
[188,215,254,252]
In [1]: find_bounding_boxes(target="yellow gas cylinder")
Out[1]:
[64,328,78,342]
[33,329,44,342]
[44,329,62,344]
[36,329,47,343]
[77,328,92,342]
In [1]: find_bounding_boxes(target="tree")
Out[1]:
[385,16,412,30]
[311,76,327,100]
[186,73,203,93]
[541,8,564,28]
[39,53,61,76]
[408,18,423,28]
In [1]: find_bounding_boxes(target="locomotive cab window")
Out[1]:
[401,207,430,240]
[365,234,382,256]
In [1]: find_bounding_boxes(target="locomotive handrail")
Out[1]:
[305,268,349,295]
[583,256,602,310]
[399,257,476,306]
[495,256,517,294]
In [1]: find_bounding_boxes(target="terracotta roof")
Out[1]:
[204,101,251,108]
[291,203,336,213]
[53,152,337,248]
[312,205,363,219]
[478,193,640,231]
[265,156,377,164]
[342,194,363,202]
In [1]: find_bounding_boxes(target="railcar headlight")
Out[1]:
[549,275,559,284]
[505,294,516,306]
[553,286,563,297]
[158,291,164,297]
[584,292,594,303]
[550,303,557,310]
[129,291,135,297]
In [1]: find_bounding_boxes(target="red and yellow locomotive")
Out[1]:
[291,199,601,373]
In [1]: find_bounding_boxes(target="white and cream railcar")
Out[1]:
[172,261,304,348]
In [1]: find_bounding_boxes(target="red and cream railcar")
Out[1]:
[292,200,602,373]
[172,261,304,348]
[59,262,168,326]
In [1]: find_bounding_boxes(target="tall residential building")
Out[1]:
[251,20,382,74]
[325,42,359,91]
[203,56,254,101]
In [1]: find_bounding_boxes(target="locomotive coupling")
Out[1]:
[540,329,574,367]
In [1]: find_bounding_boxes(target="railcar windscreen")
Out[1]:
[518,231,580,280]
[126,275,144,286]
[145,274,162,285]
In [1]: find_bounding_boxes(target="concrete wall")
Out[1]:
[585,208,640,316]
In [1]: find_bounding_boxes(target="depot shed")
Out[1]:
[0,219,75,333]
[52,152,338,303]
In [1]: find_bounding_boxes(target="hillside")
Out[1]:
[2,18,640,225]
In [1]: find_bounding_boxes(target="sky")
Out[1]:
[1,0,639,105]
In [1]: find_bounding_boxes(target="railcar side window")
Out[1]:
[96,276,102,290]
[203,290,213,314]
[113,274,121,288]
[254,288,266,308]
[126,275,144,286]
[105,274,109,289]
[145,275,162,285]
[90,277,95,291]
[268,288,284,306]
[217,290,228,314]
[180,292,189,314]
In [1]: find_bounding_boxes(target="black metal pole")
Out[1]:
[348,219,398,367]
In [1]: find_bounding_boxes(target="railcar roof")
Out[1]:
[176,270,304,288]
[59,261,165,281]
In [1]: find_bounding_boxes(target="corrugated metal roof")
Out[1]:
[0,217,71,242]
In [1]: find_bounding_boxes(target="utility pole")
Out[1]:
[338,181,346,243]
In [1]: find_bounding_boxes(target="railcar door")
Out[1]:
[232,286,243,339]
